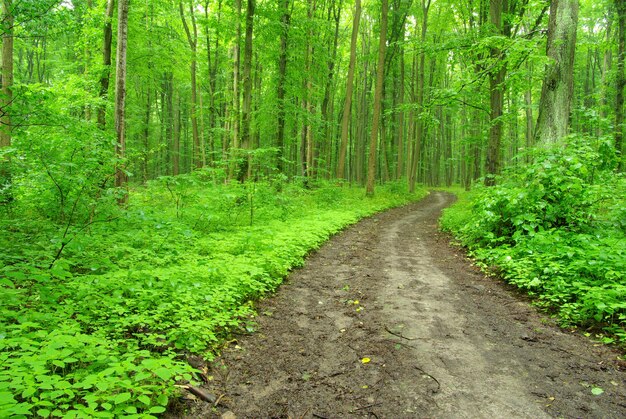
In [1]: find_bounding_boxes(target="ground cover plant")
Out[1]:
[440,138,626,346]
[0,173,426,418]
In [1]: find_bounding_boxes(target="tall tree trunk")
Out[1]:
[114,0,129,201]
[524,62,534,161]
[320,0,341,178]
[485,0,505,186]
[239,0,255,181]
[408,0,430,193]
[534,0,579,145]
[276,0,291,173]
[615,0,625,171]
[98,0,115,129]
[229,0,242,180]
[180,0,201,169]
[396,48,405,180]
[365,0,388,196]
[336,0,361,180]
[205,0,221,166]
[0,0,13,203]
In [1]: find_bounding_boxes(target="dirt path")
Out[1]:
[177,191,626,418]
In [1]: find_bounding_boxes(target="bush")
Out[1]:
[441,137,626,344]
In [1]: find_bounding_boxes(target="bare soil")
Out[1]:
[174,191,626,418]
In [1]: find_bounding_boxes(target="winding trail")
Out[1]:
[179,192,626,418]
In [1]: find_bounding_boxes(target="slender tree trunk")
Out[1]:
[0,0,13,202]
[615,0,625,171]
[142,87,151,183]
[365,0,388,196]
[229,0,242,180]
[320,0,341,178]
[337,0,361,180]
[524,62,534,160]
[408,0,430,193]
[114,0,129,201]
[600,16,613,136]
[485,0,505,186]
[239,0,255,181]
[98,0,115,129]
[535,0,579,145]
[276,0,291,173]
[396,49,405,180]
[179,0,201,169]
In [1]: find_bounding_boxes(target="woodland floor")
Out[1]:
[171,191,626,418]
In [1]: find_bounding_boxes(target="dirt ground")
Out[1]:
[173,191,626,418]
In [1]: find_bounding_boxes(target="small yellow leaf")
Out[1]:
[353,300,360,305]
[361,357,371,364]
[362,385,369,389]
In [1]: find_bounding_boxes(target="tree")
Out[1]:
[179,0,202,169]
[239,0,255,180]
[535,0,579,145]
[114,0,129,200]
[366,0,389,196]
[276,0,291,174]
[336,0,361,180]
[98,0,115,129]
[485,0,505,186]
[615,0,625,171]
[0,0,13,203]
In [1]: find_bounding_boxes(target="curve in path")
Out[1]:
[177,191,626,419]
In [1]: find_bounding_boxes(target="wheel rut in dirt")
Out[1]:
[177,191,626,418]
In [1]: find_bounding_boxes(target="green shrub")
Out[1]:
[441,137,626,344]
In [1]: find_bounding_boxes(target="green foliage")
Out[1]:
[441,138,626,344]
[1,174,426,416]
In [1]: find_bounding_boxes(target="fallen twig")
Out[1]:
[385,325,417,341]
[415,366,441,394]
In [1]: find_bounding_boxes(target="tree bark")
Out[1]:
[534,0,579,145]
[408,0,430,193]
[98,0,115,129]
[276,0,291,173]
[229,0,242,180]
[365,0,388,196]
[179,0,201,169]
[0,0,13,203]
[239,0,255,181]
[336,0,361,180]
[114,0,129,201]
[615,0,625,171]
[485,0,505,186]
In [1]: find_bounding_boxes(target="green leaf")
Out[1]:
[591,387,604,396]
[37,408,51,417]
[113,392,131,405]
[148,406,166,414]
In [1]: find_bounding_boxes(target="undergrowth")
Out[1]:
[440,137,626,347]
[0,174,426,418]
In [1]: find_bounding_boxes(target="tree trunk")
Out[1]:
[239,0,255,181]
[615,0,625,171]
[276,0,291,173]
[534,0,579,145]
[229,0,242,180]
[336,0,361,180]
[365,0,388,196]
[97,0,115,129]
[114,0,129,202]
[485,0,505,186]
[0,0,13,203]
[179,0,201,169]
[408,0,430,193]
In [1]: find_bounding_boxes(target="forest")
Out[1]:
[0,0,624,417]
